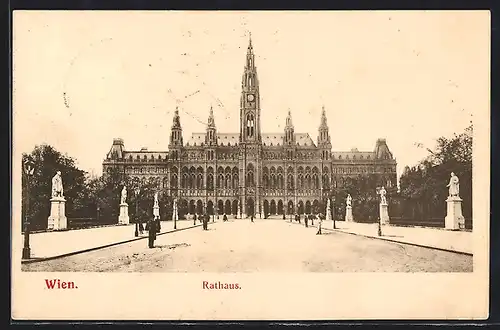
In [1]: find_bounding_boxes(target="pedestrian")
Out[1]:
[316,214,322,235]
[305,215,308,228]
[155,217,161,233]
[193,213,197,225]
[204,213,209,230]
[251,214,254,222]
[282,213,285,220]
[138,218,144,234]
[310,214,314,226]
[223,213,228,222]
[148,217,156,248]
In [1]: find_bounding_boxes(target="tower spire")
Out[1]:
[207,105,216,128]
[172,106,181,129]
[285,109,293,128]
[319,105,328,129]
[205,104,217,146]
[170,106,183,148]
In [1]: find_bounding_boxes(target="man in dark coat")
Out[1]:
[202,213,208,230]
[305,214,308,227]
[250,214,254,222]
[193,213,197,225]
[155,217,161,233]
[310,214,314,226]
[223,213,228,222]
[148,218,156,248]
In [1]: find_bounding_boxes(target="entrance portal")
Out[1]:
[247,198,255,216]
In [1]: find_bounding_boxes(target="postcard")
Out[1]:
[11,10,490,320]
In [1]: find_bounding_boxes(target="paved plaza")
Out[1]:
[22,218,472,272]
[21,219,199,260]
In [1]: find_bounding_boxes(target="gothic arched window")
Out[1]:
[246,114,255,138]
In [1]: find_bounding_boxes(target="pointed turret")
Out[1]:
[317,105,332,160]
[205,105,217,146]
[169,106,183,148]
[317,106,331,146]
[284,109,295,146]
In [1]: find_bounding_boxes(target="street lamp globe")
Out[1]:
[24,157,35,176]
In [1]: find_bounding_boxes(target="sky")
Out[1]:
[13,11,488,180]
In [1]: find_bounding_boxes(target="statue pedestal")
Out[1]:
[48,197,67,230]
[379,203,390,225]
[153,205,160,219]
[345,206,353,222]
[445,197,465,230]
[118,203,130,225]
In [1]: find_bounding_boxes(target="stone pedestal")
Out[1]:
[445,197,465,230]
[118,203,130,225]
[345,206,353,222]
[379,203,390,225]
[153,205,160,219]
[48,197,67,230]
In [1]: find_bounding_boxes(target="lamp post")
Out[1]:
[331,195,337,229]
[376,187,382,236]
[22,156,35,259]
[134,187,140,237]
[173,196,177,230]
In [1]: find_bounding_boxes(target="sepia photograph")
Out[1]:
[11,10,489,320]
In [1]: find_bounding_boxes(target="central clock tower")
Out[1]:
[239,34,263,219]
[240,34,261,144]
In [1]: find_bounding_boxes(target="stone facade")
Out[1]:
[102,37,397,217]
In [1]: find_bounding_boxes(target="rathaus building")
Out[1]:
[103,37,397,218]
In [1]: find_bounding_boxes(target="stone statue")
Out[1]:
[346,194,352,207]
[379,187,387,204]
[120,186,127,204]
[154,192,159,208]
[447,172,460,198]
[51,171,64,198]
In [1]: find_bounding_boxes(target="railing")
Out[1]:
[68,217,116,229]
[389,217,473,230]
[21,217,118,234]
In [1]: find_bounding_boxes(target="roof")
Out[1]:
[123,151,169,161]
[186,133,240,147]
[262,133,316,147]
[331,151,375,160]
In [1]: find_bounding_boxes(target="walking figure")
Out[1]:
[147,217,157,248]
[305,215,308,228]
[138,218,144,234]
[193,213,197,225]
[203,213,209,230]
[316,214,323,235]
[223,213,228,222]
[310,214,314,226]
[251,214,254,223]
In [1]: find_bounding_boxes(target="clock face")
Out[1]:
[247,94,255,102]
